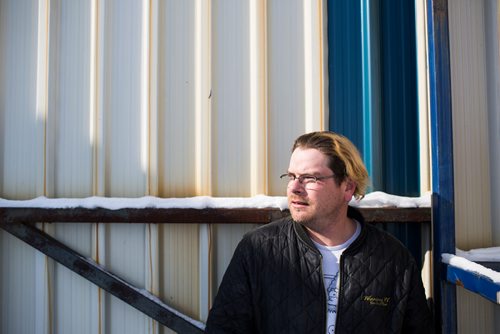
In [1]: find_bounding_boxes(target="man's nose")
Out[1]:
[289,179,305,193]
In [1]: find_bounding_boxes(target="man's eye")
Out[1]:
[302,176,316,183]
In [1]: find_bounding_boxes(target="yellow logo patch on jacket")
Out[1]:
[362,295,390,307]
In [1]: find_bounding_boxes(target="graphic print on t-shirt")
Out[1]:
[313,220,361,334]
[325,272,339,314]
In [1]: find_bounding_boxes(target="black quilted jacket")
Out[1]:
[205,207,433,334]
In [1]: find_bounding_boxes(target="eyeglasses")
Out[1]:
[279,173,336,186]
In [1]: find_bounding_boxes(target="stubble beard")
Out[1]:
[291,208,315,228]
[291,203,344,236]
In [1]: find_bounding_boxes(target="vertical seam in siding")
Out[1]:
[141,0,151,195]
[318,0,325,130]
[304,0,313,132]
[90,1,106,332]
[196,0,213,321]
[36,0,50,197]
[35,1,51,333]
[250,0,268,195]
[149,0,159,197]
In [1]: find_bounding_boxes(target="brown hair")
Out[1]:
[292,131,369,199]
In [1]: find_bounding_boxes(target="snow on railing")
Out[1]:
[442,251,500,283]
[0,191,431,210]
[442,249,500,304]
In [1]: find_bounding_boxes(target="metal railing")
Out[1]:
[0,206,431,333]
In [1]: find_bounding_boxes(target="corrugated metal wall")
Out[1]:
[448,0,499,333]
[0,0,327,333]
[2,0,500,333]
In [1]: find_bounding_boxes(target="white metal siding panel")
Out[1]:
[0,232,38,334]
[249,0,269,196]
[449,0,492,252]
[303,0,326,133]
[210,0,328,301]
[0,1,47,334]
[47,0,93,198]
[456,289,495,334]
[0,0,41,199]
[103,0,147,197]
[210,0,264,298]
[158,0,198,197]
[46,3,99,330]
[268,0,308,195]
[101,0,151,333]
[1,0,330,333]
[448,0,495,333]
[156,1,208,328]
[103,224,148,334]
[212,0,252,197]
[53,223,95,334]
[160,224,200,319]
[485,0,500,252]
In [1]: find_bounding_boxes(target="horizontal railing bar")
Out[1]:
[360,207,431,223]
[0,222,205,334]
[0,208,286,224]
[0,207,431,224]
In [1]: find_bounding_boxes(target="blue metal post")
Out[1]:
[427,0,457,332]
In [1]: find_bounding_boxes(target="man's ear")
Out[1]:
[344,178,356,201]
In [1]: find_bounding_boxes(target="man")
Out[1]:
[205,131,433,333]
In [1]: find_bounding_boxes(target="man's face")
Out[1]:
[286,147,352,228]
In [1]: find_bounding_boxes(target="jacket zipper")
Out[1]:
[335,227,365,331]
[299,234,326,334]
[293,219,357,334]
[335,254,344,331]
[303,239,327,333]
[318,254,327,334]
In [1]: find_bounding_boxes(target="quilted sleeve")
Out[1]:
[205,237,257,334]
[402,260,435,334]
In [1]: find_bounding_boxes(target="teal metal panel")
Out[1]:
[378,0,421,266]
[327,0,422,266]
[379,0,419,197]
[328,0,420,196]
[328,0,363,151]
[327,0,420,193]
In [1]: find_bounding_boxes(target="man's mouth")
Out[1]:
[290,199,309,207]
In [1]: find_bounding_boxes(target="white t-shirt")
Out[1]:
[312,221,361,334]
